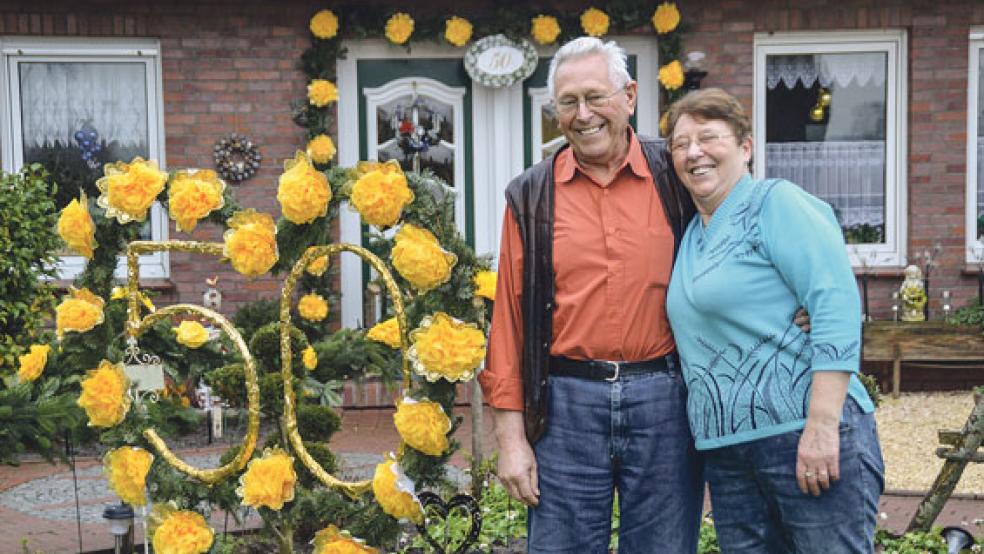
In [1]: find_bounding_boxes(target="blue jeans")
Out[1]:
[528,369,704,553]
[705,398,885,554]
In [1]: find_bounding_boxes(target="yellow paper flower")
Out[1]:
[17,344,51,383]
[58,193,97,258]
[350,167,414,228]
[531,15,561,45]
[580,7,610,37]
[474,270,497,301]
[367,317,401,349]
[409,312,486,383]
[372,457,423,523]
[167,169,226,233]
[659,111,670,136]
[444,16,473,47]
[78,360,131,428]
[104,447,154,506]
[391,224,457,292]
[307,254,330,276]
[312,525,379,554]
[385,12,414,45]
[652,2,681,34]
[237,447,297,510]
[394,397,451,456]
[659,60,685,90]
[55,287,105,339]
[309,9,339,39]
[298,293,329,322]
[223,209,279,278]
[150,504,214,554]
[95,157,168,224]
[302,345,318,370]
[308,79,339,107]
[307,134,337,165]
[173,320,209,349]
[278,152,331,225]
[109,286,156,313]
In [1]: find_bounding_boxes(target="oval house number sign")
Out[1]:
[464,34,538,88]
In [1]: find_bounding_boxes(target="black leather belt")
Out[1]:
[549,354,677,382]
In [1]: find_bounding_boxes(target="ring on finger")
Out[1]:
[802,471,815,478]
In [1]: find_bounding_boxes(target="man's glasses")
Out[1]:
[553,88,625,114]
[668,132,735,155]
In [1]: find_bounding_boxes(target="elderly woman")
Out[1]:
[664,88,884,554]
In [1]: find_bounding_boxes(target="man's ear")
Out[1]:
[624,80,639,112]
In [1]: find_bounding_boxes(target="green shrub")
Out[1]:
[204,363,246,407]
[232,298,281,343]
[296,403,341,443]
[859,372,882,408]
[249,322,309,375]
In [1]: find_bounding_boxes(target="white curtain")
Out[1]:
[766,54,886,90]
[19,62,148,148]
[765,141,885,227]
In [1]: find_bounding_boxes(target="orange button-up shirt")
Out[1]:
[479,131,677,411]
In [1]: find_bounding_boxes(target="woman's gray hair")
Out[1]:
[547,37,631,98]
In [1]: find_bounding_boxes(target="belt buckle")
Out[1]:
[603,360,621,382]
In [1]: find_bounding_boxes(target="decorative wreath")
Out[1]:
[213,133,261,183]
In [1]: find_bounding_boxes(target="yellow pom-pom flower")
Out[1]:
[312,525,379,554]
[580,7,610,37]
[58,193,97,258]
[298,293,329,322]
[237,447,297,510]
[652,2,681,34]
[659,60,685,90]
[350,166,414,228]
[167,169,226,233]
[150,503,214,554]
[17,344,51,383]
[173,320,209,349]
[223,209,279,278]
[372,457,423,523]
[278,152,331,225]
[391,224,457,292]
[302,345,318,370]
[95,157,168,224]
[367,317,402,349]
[104,447,154,506]
[444,16,473,47]
[307,134,337,165]
[55,287,105,339]
[78,360,131,428]
[394,397,451,456]
[385,12,414,45]
[409,312,486,383]
[309,9,339,39]
[308,79,339,107]
[473,270,497,301]
[531,15,561,45]
[659,111,670,137]
[307,254,330,276]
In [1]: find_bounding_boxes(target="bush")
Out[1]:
[249,322,309,375]
[232,298,281,343]
[296,403,341,443]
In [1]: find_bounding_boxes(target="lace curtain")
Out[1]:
[18,62,148,148]
[766,54,886,90]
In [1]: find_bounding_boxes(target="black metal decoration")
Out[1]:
[213,133,261,183]
[412,491,482,554]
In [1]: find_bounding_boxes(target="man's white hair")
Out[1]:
[547,37,631,98]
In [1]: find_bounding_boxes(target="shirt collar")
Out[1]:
[555,127,649,185]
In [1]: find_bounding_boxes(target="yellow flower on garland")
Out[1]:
[312,525,379,554]
[55,287,105,339]
[298,293,329,322]
[223,209,279,277]
[167,169,226,233]
[367,317,401,349]
[150,503,214,554]
[95,157,168,224]
[78,360,131,428]
[531,15,561,45]
[302,345,318,370]
[104,447,154,506]
[385,12,414,45]
[659,60,685,90]
[391,224,457,292]
[17,344,51,383]
[278,151,331,225]
[473,270,497,301]
[173,321,209,349]
[372,456,423,523]
[444,16,473,47]
[307,254,330,276]
[409,312,486,383]
[307,134,337,165]
[308,79,339,107]
[350,166,414,228]
[237,447,297,510]
[652,2,681,34]
[580,7,610,37]
[57,193,96,258]
[659,111,670,136]
[393,397,451,456]
[309,9,339,39]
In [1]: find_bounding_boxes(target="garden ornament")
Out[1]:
[899,265,927,322]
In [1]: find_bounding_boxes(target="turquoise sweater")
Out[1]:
[666,175,874,451]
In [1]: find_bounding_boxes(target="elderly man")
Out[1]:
[478,37,702,553]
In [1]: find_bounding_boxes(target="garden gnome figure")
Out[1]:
[900,265,927,322]
[203,276,221,310]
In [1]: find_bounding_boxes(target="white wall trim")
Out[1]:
[967,28,984,262]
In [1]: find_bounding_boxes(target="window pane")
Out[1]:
[764,53,887,244]
[375,94,454,186]
[977,51,984,239]
[540,104,564,159]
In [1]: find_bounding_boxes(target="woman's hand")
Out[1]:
[796,415,840,495]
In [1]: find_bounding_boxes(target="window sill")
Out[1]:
[853,267,905,278]
[51,278,175,292]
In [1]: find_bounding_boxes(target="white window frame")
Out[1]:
[753,30,908,267]
[0,36,168,279]
[966,29,984,262]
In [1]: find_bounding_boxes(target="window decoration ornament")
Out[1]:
[212,133,261,183]
[464,34,538,89]
[74,121,103,169]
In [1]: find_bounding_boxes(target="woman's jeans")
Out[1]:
[705,398,885,554]
[528,370,704,553]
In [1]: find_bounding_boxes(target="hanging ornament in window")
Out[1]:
[213,133,261,183]
[74,122,102,170]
